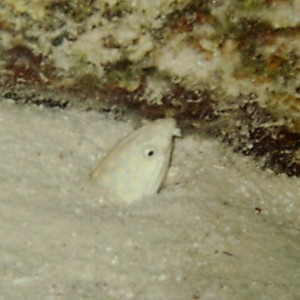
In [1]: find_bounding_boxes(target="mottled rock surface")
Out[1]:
[0,0,299,175]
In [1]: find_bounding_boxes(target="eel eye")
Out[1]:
[143,146,157,158]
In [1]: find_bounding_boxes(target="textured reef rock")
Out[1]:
[0,0,299,175]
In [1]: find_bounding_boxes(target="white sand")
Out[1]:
[0,100,299,299]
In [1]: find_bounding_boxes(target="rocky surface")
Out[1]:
[0,0,300,175]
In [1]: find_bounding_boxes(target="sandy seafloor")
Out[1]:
[0,99,299,300]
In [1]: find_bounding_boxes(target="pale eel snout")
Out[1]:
[91,118,180,203]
